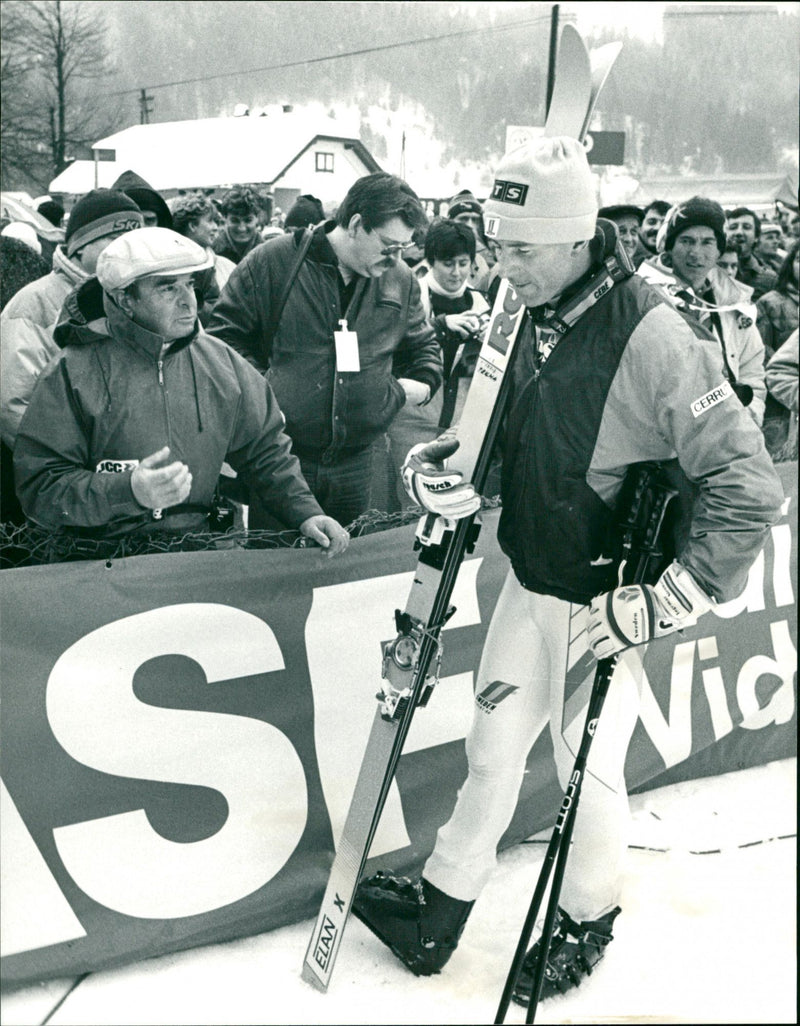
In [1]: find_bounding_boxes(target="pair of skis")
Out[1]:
[302,274,527,992]
[302,22,622,996]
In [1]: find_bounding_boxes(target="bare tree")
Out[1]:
[1,0,121,193]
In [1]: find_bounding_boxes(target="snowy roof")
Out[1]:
[49,114,378,194]
[47,161,121,195]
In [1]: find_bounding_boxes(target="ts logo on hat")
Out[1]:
[490,180,529,206]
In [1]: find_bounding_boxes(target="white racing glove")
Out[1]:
[587,561,713,660]
[401,436,481,519]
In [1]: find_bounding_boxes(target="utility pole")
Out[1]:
[139,87,154,125]
[545,4,560,119]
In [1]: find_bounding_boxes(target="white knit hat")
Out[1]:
[96,227,213,291]
[482,136,597,244]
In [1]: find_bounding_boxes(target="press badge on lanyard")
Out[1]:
[334,319,360,372]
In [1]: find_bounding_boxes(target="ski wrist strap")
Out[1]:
[535,238,633,337]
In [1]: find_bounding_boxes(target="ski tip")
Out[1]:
[590,39,623,73]
[559,22,588,52]
[301,962,330,993]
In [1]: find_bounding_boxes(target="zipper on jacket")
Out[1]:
[157,354,173,448]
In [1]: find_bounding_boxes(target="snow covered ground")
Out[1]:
[2,757,795,1026]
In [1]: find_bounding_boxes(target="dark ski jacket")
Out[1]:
[207,223,443,462]
[212,227,261,266]
[14,278,323,538]
[498,242,784,607]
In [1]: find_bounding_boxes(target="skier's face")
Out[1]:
[670,226,720,289]
[492,238,589,307]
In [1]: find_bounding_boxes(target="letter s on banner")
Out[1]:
[48,604,307,919]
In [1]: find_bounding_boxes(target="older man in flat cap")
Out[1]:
[14,227,349,555]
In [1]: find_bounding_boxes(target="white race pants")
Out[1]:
[424,567,643,921]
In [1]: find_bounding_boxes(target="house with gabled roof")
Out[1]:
[48,111,383,215]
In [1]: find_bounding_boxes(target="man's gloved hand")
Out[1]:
[587,561,713,659]
[401,435,481,519]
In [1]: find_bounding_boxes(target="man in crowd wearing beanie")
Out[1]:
[725,207,778,301]
[353,137,782,1003]
[632,199,671,268]
[212,186,263,265]
[597,203,643,263]
[1,188,144,450]
[638,196,766,426]
[13,227,350,556]
[208,173,442,527]
[446,189,496,294]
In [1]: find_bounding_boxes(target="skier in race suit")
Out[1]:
[353,136,784,1003]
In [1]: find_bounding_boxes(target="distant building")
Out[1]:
[630,173,797,212]
[48,113,383,213]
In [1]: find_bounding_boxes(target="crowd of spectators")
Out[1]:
[0,175,797,551]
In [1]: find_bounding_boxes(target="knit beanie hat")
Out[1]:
[483,136,597,244]
[284,194,325,230]
[659,196,726,254]
[65,189,144,258]
[447,190,483,220]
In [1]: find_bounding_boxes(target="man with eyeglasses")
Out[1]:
[208,172,443,527]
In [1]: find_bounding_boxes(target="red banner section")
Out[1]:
[0,464,795,987]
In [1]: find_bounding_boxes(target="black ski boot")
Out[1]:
[353,871,474,976]
[512,905,621,1005]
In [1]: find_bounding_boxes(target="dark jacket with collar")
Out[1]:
[736,251,778,302]
[13,278,322,538]
[207,223,443,462]
[212,227,261,265]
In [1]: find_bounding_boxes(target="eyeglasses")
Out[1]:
[376,233,416,257]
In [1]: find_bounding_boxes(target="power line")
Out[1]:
[108,14,552,97]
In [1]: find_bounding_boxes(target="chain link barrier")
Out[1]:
[0,497,504,570]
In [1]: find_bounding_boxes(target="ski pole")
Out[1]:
[493,654,617,1024]
[495,465,678,1024]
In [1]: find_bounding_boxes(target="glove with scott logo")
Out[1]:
[401,435,481,519]
[587,561,713,660]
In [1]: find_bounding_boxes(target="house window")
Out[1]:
[315,151,334,173]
